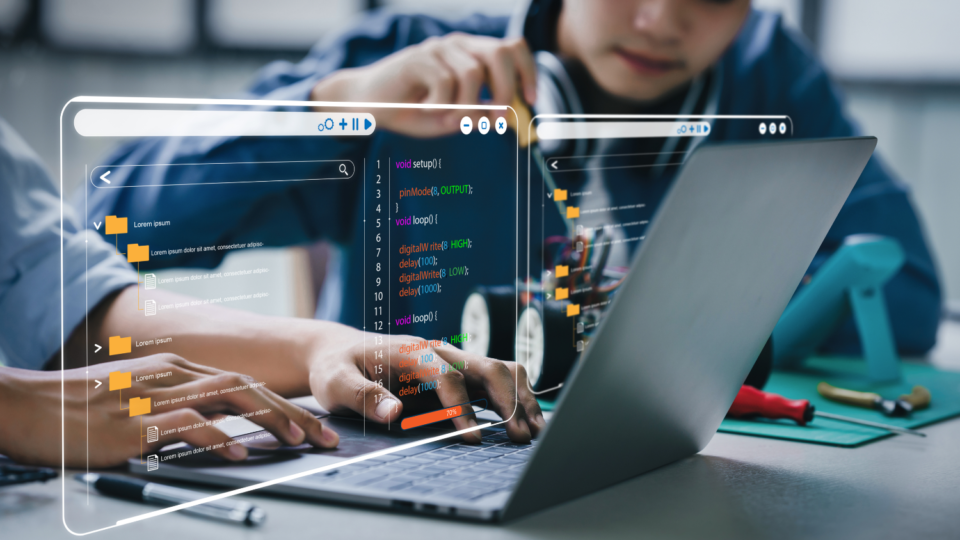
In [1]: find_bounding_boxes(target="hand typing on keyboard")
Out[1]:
[306,330,545,444]
[0,355,337,468]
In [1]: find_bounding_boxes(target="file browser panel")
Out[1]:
[516,115,793,393]
[61,99,520,532]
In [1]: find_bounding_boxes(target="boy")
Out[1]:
[88,0,940,356]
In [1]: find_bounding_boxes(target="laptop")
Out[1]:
[131,137,877,521]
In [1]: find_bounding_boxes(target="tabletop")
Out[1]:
[5,321,960,540]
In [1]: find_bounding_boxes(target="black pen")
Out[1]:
[76,473,266,526]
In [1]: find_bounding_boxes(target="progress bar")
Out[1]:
[400,399,488,430]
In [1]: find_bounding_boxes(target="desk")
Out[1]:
[6,322,960,540]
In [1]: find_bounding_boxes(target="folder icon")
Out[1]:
[109,336,131,356]
[109,371,132,391]
[567,304,580,317]
[555,287,569,301]
[566,206,580,219]
[105,215,127,235]
[554,189,567,201]
[127,244,149,263]
[129,397,151,417]
[555,265,569,278]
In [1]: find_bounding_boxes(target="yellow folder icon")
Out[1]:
[554,189,567,202]
[566,206,580,219]
[129,397,151,417]
[109,371,132,391]
[126,244,150,263]
[105,215,127,235]
[109,336,131,356]
[555,287,569,300]
[555,265,569,278]
[567,304,580,317]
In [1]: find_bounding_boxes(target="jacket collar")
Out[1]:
[506,0,562,52]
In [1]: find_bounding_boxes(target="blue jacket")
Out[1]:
[84,6,941,355]
[0,117,137,369]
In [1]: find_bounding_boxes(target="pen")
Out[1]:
[76,473,266,526]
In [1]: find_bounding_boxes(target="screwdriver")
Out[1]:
[817,382,931,417]
[728,385,925,437]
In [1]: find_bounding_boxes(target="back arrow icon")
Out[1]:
[95,380,102,389]
[94,344,102,353]
[100,171,111,184]
[550,161,558,170]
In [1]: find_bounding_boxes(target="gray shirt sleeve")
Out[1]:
[0,117,138,370]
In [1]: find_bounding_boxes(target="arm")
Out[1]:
[75,285,545,444]
[725,12,942,354]
[73,286,326,397]
[789,61,942,355]
[0,117,337,467]
[0,357,337,468]
[83,12,523,270]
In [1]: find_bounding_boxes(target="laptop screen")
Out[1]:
[516,115,793,394]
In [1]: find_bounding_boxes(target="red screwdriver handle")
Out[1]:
[729,385,815,426]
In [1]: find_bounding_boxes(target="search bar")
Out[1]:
[74,109,376,137]
[90,160,356,189]
[543,151,685,174]
[536,121,710,140]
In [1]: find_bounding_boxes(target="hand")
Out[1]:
[0,354,339,468]
[311,33,537,137]
[306,328,545,444]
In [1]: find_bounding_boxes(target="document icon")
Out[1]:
[129,397,151,417]
[147,454,159,472]
[147,426,158,443]
[144,273,156,290]
[555,287,569,300]
[555,265,569,278]
[145,300,157,317]
[105,215,127,235]
[566,206,580,219]
[567,304,580,317]
[554,189,567,201]
[109,371,132,391]
[127,244,149,263]
[109,336,131,356]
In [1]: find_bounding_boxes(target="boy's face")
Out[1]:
[558,0,751,101]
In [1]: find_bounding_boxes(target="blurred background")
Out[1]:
[1,0,957,322]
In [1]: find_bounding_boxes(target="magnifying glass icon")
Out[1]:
[339,163,348,175]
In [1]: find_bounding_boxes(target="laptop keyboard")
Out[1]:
[309,431,535,501]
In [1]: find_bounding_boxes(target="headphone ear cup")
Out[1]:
[533,55,566,156]
[533,51,589,161]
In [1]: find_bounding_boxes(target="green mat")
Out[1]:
[537,358,960,447]
[718,357,960,446]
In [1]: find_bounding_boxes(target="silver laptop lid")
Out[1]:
[504,137,877,520]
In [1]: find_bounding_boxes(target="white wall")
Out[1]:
[821,0,960,81]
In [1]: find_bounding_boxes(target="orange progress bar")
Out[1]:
[401,405,463,430]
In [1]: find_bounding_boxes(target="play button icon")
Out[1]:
[364,118,372,130]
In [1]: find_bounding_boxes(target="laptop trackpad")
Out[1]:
[241,415,460,457]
